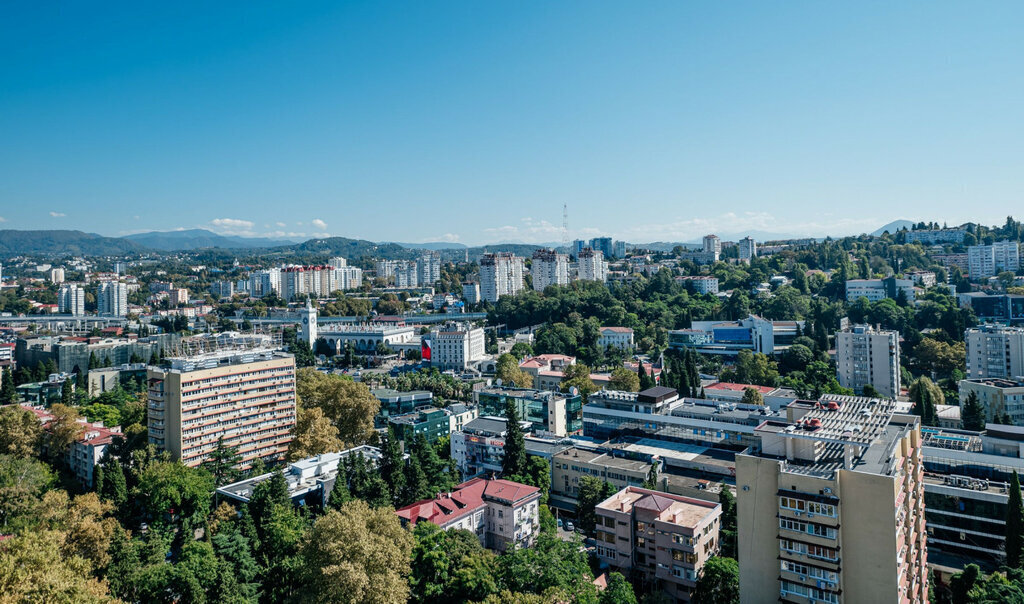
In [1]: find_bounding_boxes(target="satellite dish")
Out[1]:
[570,386,579,396]
[496,378,503,387]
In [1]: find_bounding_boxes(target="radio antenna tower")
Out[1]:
[562,203,569,250]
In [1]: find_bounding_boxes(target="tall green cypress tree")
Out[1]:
[502,400,528,478]
[0,368,17,403]
[1008,471,1024,568]
[378,426,405,506]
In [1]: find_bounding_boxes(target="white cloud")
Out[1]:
[209,218,256,236]
[422,233,460,243]
[617,211,880,242]
[49,211,65,217]
[276,222,286,228]
[311,218,328,230]
[0,216,6,222]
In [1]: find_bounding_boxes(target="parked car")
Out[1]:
[565,521,575,532]
[557,519,564,529]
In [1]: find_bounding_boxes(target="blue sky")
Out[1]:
[2,1,1023,245]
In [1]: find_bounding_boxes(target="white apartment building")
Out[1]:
[738,236,757,262]
[703,234,721,262]
[210,280,234,299]
[418,252,442,286]
[328,257,348,269]
[531,249,569,291]
[280,265,363,300]
[577,248,608,283]
[58,285,86,316]
[250,268,281,298]
[479,252,525,303]
[904,228,967,244]
[968,241,1020,279]
[429,322,486,371]
[376,260,396,280]
[845,278,915,303]
[395,261,419,288]
[677,275,719,294]
[965,325,1024,379]
[835,324,900,398]
[598,327,634,350]
[462,282,481,305]
[49,267,65,284]
[97,282,128,316]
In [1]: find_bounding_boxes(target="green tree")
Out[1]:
[410,522,499,603]
[288,405,344,461]
[496,353,533,388]
[740,387,764,406]
[79,403,121,428]
[100,460,128,508]
[0,454,55,530]
[638,362,655,390]
[576,476,616,535]
[378,426,406,506]
[561,363,597,400]
[296,368,379,446]
[1008,471,1024,569]
[643,459,659,490]
[692,556,739,604]
[201,436,243,487]
[607,367,640,392]
[502,400,528,478]
[0,368,19,403]
[718,484,737,559]
[600,572,637,604]
[0,405,42,458]
[133,460,215,533]
[401,450,432,506]
[497,533,597,601]
[296,500,414,604]
[961,390,987,431]
[61,379,73,406]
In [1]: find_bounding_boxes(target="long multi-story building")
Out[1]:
[395,260,419,288]
[737,396,928,604]
[97,282,128,316]
[281,265,362,300]
[845,278,915,303]
[58,284,86,316]
[396,477,541,553]
[319,323,416,354]
[958,377,1024,424]
[968,241,1020,279]
[676,275,719,294]
[146,347,297,469]
[531,249,569,291]
[479,252,525,303]
[904,228,967,245]
[476,386,583,436]
[426,322,485,371]
[577,248,608,283]
[595,487,722,603]
[965,325,1024,378]
[738,236,757,263]
[675,315,803,356]
[835,324,900,398]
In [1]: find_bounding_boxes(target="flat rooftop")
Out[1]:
[597,487,719,527]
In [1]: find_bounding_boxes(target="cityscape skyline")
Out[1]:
[3,2,1024,244]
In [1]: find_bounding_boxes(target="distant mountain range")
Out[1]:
[0,219,949,259]
[0,230,145,256]
[124,229,300,251]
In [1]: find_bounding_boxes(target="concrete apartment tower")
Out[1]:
[736,396,928,604]
[835,324,900,398]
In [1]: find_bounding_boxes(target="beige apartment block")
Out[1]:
[147,349,296,469]
[595,486,722,602]
[737,396,928,604]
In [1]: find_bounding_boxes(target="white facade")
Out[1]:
[299,299,318,345]
[462,282,481,305]
[97,282,128,316]
[328,257,348,269]
[738,237,757,262]
[577,248,608,283]
[904,228,966,244]
[479,253,525,303]
[965,325,1024,379]
[532,249,569,291]
[845,279,915,303]
[395,261,419,288]
[58,285,86,316]
[250,268,281,297]
[678,276,719,294]
[430,323,486,371]
[418,252,442,286]
[703,234,722,261]
[968,241,1020,279]
[598,327,634,350]
[835,325,900,398]
[49,267,65,284]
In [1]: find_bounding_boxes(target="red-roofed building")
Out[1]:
[21,403,121,487]
[395,477,542,552]
[623,361,662,384]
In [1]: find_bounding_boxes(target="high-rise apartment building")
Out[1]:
[613,240,627,258]
[577,248,608,283]
[58,285,86,316]
[147,346,296,469]
[590,237,614,258]
[48,267,65,284]
[595,487,722,602]
[531,249,569,291]
[738,236,757,262]
[835,325,900,398]
[968,241,1020,279]
[395,260,419,288]
[965,325,1024,379]
[737,396,928,604]
[703,234,721,262]
[418,251,442,286]
[479,253,525,303]
[97,282,128,316]
[462,282,480,305]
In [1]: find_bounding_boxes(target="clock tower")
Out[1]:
[299,298,317,345]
